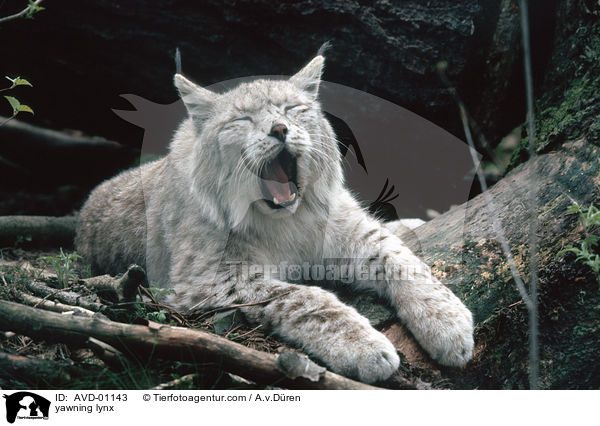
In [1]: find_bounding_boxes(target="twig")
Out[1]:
[16,290,99,317]
[25,280,107,313]
[519,0,539,390]
[0,115,15,128]
[86,337,131,370]
[507,300,524,308]
[31,286,74,307]
[231,324,262,341]
[456,96,533,309]
[152,373,198,390]
[194,291,293,319]
[0,0,44,24]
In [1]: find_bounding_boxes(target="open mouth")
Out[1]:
[259,148,298,209]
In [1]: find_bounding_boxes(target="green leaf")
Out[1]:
[4,96,20,114]
[17,104,34,114]
[25,0,45,18]
[13,77,32,87]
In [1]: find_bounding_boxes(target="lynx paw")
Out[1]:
[409,297,474,367]
[327,329,400,384]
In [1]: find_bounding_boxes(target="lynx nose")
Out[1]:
[269,123,288,143]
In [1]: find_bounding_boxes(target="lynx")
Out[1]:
[75,53,474,383]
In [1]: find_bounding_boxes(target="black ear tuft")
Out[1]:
[174,47,182,75]
[317,41,332,57]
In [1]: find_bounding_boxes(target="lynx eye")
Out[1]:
[284,104,309,114]
[231,116,253,123]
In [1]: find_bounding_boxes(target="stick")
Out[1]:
[0,0,44,24]
[25,280,107,313]
[16,291,99,318]
[0,300,381,390]
[86,337,132,370]
[152,373,197,390]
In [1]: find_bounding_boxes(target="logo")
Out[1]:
[3,393,50,424]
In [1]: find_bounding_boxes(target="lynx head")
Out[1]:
[173,55,343,226]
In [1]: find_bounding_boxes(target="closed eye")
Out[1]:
[284,104,309,114]
[232,116,253,123]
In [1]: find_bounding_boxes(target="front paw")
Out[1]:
[409,297,474,367]
[324,328,400,384]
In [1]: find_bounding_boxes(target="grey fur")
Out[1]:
[75,55,473,383]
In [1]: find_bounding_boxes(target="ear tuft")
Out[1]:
[289,55,325,99]
[174,73,217,117]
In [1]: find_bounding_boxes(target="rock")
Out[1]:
[0,0,554,147]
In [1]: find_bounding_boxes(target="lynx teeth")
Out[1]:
[273,193,296,206]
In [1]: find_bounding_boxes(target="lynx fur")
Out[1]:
[75,54,474,383]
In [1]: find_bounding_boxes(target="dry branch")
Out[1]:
[152,373,198,390]
[25,280,107,313]
[86,337,131,370]
[0,215,76,248]
[0,0,44,24]
[0,300,381,390]
[16,291,99,317]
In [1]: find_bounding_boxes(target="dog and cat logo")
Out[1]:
[3,393,50,424]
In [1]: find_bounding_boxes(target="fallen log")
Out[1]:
[0,116,136,188]
[0,215,76,248]
[0,300,381,390]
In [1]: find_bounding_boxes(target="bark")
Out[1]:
[0,215,76,248]
[16,291,98,317]
[25,281,107,313]
[0,350,82,387]
[0,300,381,390]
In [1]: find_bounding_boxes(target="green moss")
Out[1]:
[508,74,600,171]
[507,19,600,171]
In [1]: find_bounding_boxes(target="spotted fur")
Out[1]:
[75,55,473,383]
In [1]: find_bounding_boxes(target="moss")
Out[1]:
[507,18,600,171]
[508,74,600,171]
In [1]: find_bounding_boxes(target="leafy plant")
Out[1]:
[134,284,175,324]
[558,203,600,281]
[24,0,45,18]
[1,76,34,126]
[37,249,83,288]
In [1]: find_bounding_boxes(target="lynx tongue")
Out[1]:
[260,153,298,206]
[262,162,293,205]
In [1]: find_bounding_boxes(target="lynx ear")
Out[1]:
[289,55,324,99]
[174,73,217,117]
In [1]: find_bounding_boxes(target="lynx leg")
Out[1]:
[325,210,474,367]
[168,267,399,384]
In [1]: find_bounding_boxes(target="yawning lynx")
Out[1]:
[75,53,474,383]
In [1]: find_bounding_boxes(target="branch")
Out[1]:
[0,300,382,390]
[0,0,44,24]
[16,290,98,317]
[0,350,80,385]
